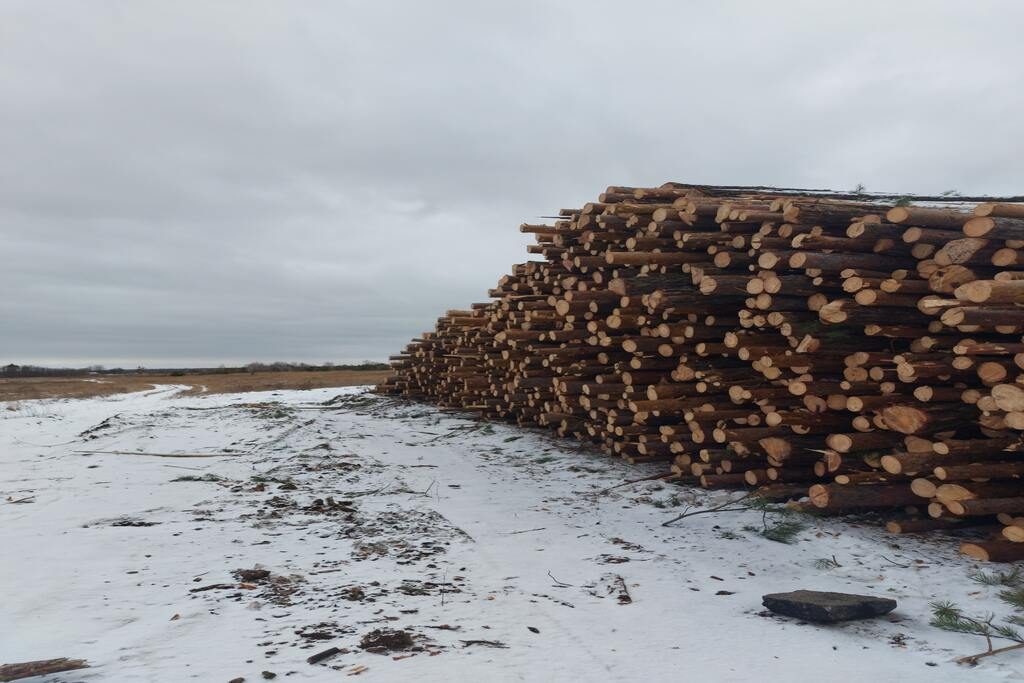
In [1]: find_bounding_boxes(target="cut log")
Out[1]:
[964,216,1024,241]
[961,540,1024,562]
[808,483,919,510]
[0,659,89,682]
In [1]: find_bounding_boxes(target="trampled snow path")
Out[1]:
[1,386,1022,681]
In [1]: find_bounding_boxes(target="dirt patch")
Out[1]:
[0,369,392,402]
[234,568,271,582]
[359,629,414,654]
[108,517,159,527]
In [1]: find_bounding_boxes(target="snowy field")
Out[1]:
[2,385,1022,682]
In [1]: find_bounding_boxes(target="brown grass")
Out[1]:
[0,369,393,402]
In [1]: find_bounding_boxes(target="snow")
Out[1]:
[2,385,1023,682]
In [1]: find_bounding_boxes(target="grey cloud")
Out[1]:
[2,1,1022,366]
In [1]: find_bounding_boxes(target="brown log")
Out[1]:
[886,517,979,534]
[935,482,1024,502]
[934,462,1024,481]
[964,216,1024,240]
[954,279,1024,305]
[808,483,919,510]
[0,659,89,682]
[753,483,809,502]
[947,498,1024,517]
[883,450,1022,476]
[886,206,971,228]
[961,540,1024,562]
[826,431,904,453]
[975,203,1024,219]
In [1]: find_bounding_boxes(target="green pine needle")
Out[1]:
[999,588,1024,611]
[930,601,1024,643]
[760,518,807,544]
[969,567,1023,588]
[993,623,1023,642]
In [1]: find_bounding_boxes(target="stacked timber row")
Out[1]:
[378,183,1024,562]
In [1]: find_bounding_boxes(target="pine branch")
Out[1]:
[660,491,756,527]
[969,567,1023,587]
[959,642,1024,666]
[1000,587,1024,611]
[933,573,1024,665]
[760,518,807,544]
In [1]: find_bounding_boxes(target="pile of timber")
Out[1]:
[378,182,1024,562]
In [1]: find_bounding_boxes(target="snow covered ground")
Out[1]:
[2,385,1022,682]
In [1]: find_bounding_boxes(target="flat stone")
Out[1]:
[762,590,897,623]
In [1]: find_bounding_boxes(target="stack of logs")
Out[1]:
[379,183,1024,562]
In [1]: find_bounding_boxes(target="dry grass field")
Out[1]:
[0,369,392,402]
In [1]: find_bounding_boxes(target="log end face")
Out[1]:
[959,542,990,561]
[963,216,995,237]
[808,483,830,508]
[886,207,911,224]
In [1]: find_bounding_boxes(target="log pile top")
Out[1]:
[378,182,1024,562]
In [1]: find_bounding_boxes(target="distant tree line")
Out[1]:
[1,361,389,379]
[240,361,389,374]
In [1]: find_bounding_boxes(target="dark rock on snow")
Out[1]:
[762,590,897,623]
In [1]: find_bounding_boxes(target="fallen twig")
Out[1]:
[661,491,756,527]
[598,471,674,494]
[548,571,573,587]
[410,479,437,497]
[74,450,230,458]
[459,639,508,648]
[880,555,911,569]
[959,641,1024,665]
[506,527,546,535]
[188,583,235,593]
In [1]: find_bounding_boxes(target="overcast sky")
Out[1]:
[2,2,1022,367]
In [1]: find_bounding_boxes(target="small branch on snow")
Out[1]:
[74,450,229,458]
[597,471,674,494]
[506,527,546,535]
[548,571,573,587]
[661,491,757,527]
[960,641,1024,665]
[880,555,910,569]
[459,640,508,648]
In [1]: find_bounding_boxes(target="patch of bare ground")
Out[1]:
[0,369,392,402]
